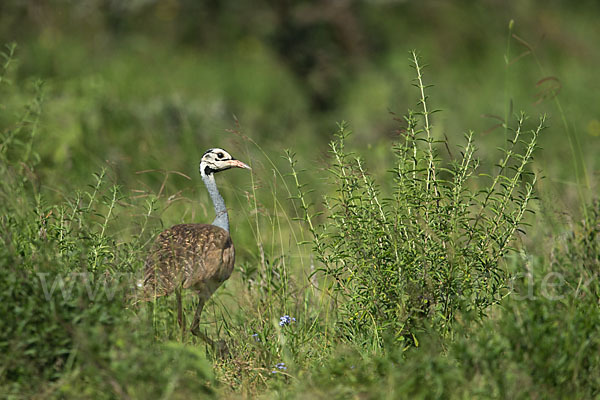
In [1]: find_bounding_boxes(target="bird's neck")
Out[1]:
[202,172,229,232]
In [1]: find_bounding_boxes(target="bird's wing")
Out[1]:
[182,224,235,289]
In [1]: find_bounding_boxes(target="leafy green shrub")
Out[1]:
[0,43,125,395]
[55,327,216,400]
[291,52,543,347]
[284,201,600,399]
[453,199,600,398]
[0,163,213,398]
[0,43,217,399]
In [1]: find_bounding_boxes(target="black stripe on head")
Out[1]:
[204,165,217,175]
[203,148,215,157]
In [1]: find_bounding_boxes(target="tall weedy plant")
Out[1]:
[291,52,543,348]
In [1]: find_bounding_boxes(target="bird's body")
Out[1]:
[141,148,250,339]
[143,224,234,298]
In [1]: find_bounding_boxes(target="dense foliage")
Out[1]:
[0,1,599,398]
[292,54,543,347]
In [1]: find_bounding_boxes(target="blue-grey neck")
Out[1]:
[201,171,229,232]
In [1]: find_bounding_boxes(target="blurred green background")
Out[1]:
[1,0,598,200]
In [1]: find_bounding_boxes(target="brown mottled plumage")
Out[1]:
[140,148,250,340]
[143,224,234,335]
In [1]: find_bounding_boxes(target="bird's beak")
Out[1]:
[227,159,251,170]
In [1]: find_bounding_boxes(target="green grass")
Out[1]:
[1,3,600,397]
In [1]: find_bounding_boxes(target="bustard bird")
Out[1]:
[142,148,250,341]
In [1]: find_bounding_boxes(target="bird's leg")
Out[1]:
[190,294,230,358]
[190,295,210,342]
[176,287,185,340]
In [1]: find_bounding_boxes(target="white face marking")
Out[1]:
[203,148,233,164]
[200,148,237,175]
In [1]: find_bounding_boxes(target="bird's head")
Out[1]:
[199,148,251,176]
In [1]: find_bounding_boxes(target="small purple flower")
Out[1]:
[279,315,296,327]
[271,362,287,373]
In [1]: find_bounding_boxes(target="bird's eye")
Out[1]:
[217,152,224,159]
